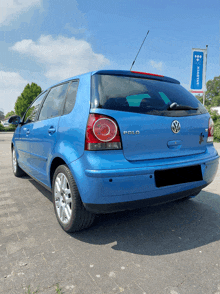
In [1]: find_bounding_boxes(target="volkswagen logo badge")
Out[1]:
[171,120,181,134]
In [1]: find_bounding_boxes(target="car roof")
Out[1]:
[46,72,91,91]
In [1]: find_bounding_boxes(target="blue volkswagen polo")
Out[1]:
[9,70,219,232]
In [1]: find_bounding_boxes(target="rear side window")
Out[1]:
[39,83,69,121]
[24,91,48,123]
[91,74,207,117]
[63,81,79,115]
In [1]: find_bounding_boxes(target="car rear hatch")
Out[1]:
[91,71,209,161]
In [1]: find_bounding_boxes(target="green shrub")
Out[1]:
[5,124,16,132]
[214,121,220,142]
[0,123,17,132]
[0,124,5,132]
[206,107,220,142]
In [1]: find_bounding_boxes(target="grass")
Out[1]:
[25,285,39,294]
[56,283,63,294]
[24,284,63,294]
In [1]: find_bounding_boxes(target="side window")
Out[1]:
[63,81,79,115]
[39,83,69,121]
[24,91,48,124]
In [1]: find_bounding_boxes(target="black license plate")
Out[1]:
[155,165,203,188]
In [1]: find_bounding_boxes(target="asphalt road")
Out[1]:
[0,132,220,294]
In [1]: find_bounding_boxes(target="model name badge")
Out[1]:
[123,131,140,135]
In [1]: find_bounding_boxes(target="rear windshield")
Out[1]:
[91,74,207,117]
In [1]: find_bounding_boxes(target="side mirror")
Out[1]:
[8,115,21,125]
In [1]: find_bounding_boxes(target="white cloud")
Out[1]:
[11,35,110,81]
[0,0,41,25]
[150,60,163,71]
[0,71,28,114]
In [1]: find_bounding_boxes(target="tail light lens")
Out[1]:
[93,118,117,142]
[207,117,214,143]
[85,114,122,151]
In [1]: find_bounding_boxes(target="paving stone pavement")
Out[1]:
[0,133,220,294]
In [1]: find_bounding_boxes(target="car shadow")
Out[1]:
[27,178,220,256]
[27,177,53,202]
[72,190,220,256]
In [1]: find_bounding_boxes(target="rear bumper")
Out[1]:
[68,147,219,214]
[83,185,206,213]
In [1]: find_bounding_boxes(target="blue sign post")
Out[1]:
[190,46,208,104]
[190,51,204,91]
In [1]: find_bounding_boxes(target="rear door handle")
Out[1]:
[48,126,56,134]
[26,129,30,135]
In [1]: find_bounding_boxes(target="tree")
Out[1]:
[211,95,220,107]
[0,108,4,120]
[195,75,220,107]
[15,83,42,118]
[195,75,220,142]
[195,94,203,105]
[206,76,220,104]
[5,110,15,118]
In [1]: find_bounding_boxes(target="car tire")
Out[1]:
[12,147,25,177]
[52,165,95,232]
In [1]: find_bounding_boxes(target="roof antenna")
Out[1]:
[130,30,150,71]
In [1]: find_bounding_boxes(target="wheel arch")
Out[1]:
[50,157,67,187]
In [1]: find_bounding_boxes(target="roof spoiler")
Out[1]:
[92,70,180,84]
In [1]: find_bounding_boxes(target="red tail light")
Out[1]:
[85,114,122,150]
[207,118,214,143]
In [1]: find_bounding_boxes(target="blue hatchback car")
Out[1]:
[9,70,219,232]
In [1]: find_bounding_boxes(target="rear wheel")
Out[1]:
[52,165,95,232]
[12,147,25,177]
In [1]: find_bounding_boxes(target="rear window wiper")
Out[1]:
[167,102,198,111]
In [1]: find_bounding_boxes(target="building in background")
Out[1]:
[211,107,220,115]
[0,118,9,127]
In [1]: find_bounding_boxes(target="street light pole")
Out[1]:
[203,45,208,105]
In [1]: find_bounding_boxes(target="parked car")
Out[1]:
[9,70,219,232]
[2,121,9,127]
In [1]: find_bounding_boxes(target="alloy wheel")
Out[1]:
[12,149,17,174]
[54,172,72,224]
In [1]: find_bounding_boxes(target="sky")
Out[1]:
[0,0,219,115]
